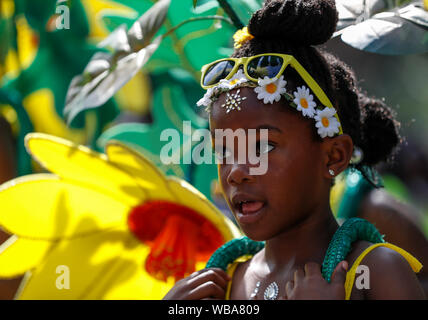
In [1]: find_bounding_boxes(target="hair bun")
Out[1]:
[359,94,401,166]
[248,0,338,46]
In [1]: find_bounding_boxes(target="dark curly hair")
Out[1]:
[232,0,401,167]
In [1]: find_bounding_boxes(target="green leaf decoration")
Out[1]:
[64,0,170,124]
[0,17,13,75]
[128,0,170,49]
[64,37,161,124]
[217,0,244,29]
[0,88,33,176]
[336,0,415,30]
[2,0,119,151]
[336,0,428,55]
[218,0,263,28]
[97,69,218,199]
[100,0,236,75]
[400,2,428,27]
[336,0,399,31]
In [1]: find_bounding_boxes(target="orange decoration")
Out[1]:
[266,83,277,94]
[322,117,330,127]
[300,98,309,109]
[127,201,225,282]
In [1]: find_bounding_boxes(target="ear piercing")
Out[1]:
[329,169,335,176]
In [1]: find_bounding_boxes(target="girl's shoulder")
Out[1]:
[345,240,373,267]
[345,240,424,299]
[226,254,255,300]
[226,254,254,277]
[346,240,422,279]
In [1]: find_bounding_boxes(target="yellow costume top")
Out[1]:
[225,243,422,300]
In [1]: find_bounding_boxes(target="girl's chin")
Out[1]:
[243,234,268,242]
[238,225,271,242]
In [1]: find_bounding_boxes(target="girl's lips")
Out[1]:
[236,201,266,224]
[241,201,264,214]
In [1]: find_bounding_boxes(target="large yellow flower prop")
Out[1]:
[0,133,240,299]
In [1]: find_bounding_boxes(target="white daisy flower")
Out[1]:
[293,86,317,118]
[314,107,341,138]
[217,69,248,90]
[196,87,216,107]
[254,75,287,104]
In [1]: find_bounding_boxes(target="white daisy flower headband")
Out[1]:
[197,72,342,139]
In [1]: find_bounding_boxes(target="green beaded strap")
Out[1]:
[205,236,264,271]
[322,217,384,282]
[206,217,384,282]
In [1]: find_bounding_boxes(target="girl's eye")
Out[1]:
[256,142,275,156]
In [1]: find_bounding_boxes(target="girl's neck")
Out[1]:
[262,209,338,272]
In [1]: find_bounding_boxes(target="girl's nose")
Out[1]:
[226,163,255,186]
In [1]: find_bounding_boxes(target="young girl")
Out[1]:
[164,0,425,300]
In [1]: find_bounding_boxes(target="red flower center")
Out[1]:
[128,200,225,282]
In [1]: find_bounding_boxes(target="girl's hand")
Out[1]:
[163,268,231,300]
[284,261,348,300]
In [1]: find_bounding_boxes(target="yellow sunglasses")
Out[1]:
[200,53,343,135]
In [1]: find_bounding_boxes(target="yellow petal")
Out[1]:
[167,176,242,241]
[88,244,207,299]
[85,244,171,299]
[105,141,176,201]
[0,174,129,239]
[17,227,134,299]
[25,133,146,206]
[0,235,53,278]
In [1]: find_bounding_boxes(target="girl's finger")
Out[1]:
[190,268,230,280]
[187,281,226,300]
[285,280,294,298]
[331,261,348,285]
[188,268,230,289]
[304,262,322,277]
[294,268,304,283]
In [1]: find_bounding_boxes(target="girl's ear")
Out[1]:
[321,134,353,179]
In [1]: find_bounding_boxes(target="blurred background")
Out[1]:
[0,0,427,299]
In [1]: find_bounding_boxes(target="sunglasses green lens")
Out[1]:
[203,60,235,87]
[247,55,283,79]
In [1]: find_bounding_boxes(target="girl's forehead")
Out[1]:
[209,87,298,132]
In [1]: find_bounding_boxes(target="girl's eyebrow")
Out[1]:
[255,124,282,133]
[210,124,283,137]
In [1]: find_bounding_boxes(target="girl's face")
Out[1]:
[210,87,329,241]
